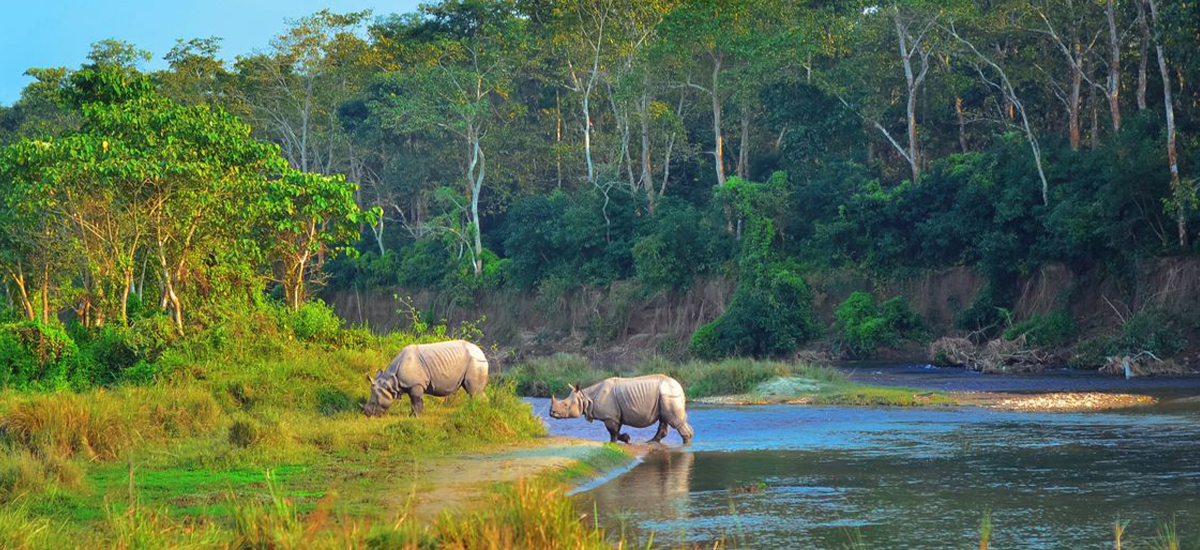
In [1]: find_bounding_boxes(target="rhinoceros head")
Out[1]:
[548,384,584,419]
[362,370,396,417]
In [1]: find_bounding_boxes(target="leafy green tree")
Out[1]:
[690,172,819,358]
[259,171,376,310]
[372,0,529,276]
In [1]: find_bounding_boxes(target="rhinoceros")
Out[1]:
[362,340,489,417]
[549,374,694,445]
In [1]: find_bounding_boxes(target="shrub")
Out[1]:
[280,299,343,343]
[690,174,820,359]
[0,322,81,390]
[1004,311,1076,348]
[501,353,608,397]
[834,292,925,357]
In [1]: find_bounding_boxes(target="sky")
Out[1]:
[0,0,423,105]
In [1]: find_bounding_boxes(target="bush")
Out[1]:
[834,292,925,357]
[690,174,820,359]
[315,387,355,416]
[228,415,262,448]
[1004,311,1076,348]
[690,262,821,359]
[0,322,81,390]
[501,353,608,397]
[279,299,343,343]
[1069,307,1191,368]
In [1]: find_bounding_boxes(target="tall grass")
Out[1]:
[1,386,220,461]
[501,354,849,399]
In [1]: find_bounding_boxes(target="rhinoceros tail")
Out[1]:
[463,342,490,397]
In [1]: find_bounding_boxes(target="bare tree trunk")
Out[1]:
[1146,0,1187,247]
[710,54,726,187]
[895,11,930,183]
[638,89,655,212]
[1068,41,1084,151]
[947,25,1050,205]
[956,96,969,152]
[156,242,184,335]
[660,93,685,199]
[1090,80,1101,149]
[736,100,749,179]
[1137,0,1150,111]
[469,133,485,276]
[555,89,563,189]
[7,267,36,321]
[582,88,595,183]
[41,264,49,324]
[1105,0,1122,131]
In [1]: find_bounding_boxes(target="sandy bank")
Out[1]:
[394,437,635,519]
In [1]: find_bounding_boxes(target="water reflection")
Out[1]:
[566,404,1200,549]
[586,449,694,521]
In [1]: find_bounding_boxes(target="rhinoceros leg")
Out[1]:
[662,399,694,445]
[603,419,625,443]
[463,370,486,398]
[675,422,694,445]
[649,420,669,443]
[407,386,425,417]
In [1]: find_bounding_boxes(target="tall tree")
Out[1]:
[373,0,527,276]
[1145,0,1189,247]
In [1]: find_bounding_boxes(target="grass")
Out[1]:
[0,318,573,548]
[502,354,954,407]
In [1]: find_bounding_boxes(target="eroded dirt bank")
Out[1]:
[327,259,1200,369]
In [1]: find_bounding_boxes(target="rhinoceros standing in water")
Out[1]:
[362,340,489,417]
[549,374,694,445]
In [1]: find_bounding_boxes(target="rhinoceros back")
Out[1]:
[605,375,678,428]
[403,340,487,396]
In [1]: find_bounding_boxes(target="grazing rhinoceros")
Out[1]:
[362,340,489,417]
[549,374,694,445]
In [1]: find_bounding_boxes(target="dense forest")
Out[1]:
[3,0,1200,368]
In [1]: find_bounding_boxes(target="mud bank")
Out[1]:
[327,259,1200,368]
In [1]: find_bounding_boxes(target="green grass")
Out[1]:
[544,444,632,484]
[0,321,568,548]
[502,354,954,406]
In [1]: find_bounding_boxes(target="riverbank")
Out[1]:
[0,329,642,550]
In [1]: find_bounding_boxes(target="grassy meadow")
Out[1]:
[0,306,640,549]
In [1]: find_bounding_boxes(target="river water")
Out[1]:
[526,365,1200,549]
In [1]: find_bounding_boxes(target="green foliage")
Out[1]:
[279,300,344,343]
[0,322,81,390]
[500,353,609,398]
[1003,311,1076,348]
[691,173,819,359]
[834,292,925,358]
[1070,307,1192,368]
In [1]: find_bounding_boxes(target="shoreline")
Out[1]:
[402,436,641,519]
[692,385,1162,411]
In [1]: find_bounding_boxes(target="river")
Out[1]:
[525,365,1200,549]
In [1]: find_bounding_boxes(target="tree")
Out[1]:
[1144,0,1191,248]
[236,10,373,175]
[260,171,373,310]
[372,0,527,276]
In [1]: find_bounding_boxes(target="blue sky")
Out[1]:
[0,0,423,105]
